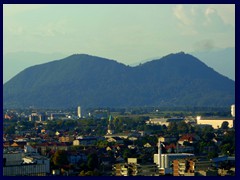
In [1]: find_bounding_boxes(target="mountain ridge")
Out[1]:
[3,52,235,109]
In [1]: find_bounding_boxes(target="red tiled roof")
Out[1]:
[165,143,176,150]
[179,134,197,141]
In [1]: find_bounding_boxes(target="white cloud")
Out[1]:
[173,5,233,36]
[208,4,235,26]
[205,7,216,16]
[173,5,192,26]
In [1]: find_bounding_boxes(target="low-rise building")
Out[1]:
[3,149,50,176]
[59,135,74,143]
[113,158,159,176]
[73,136,98,146]
[196,116,234,129]
[153,153,195,175]
[173,158,218,176]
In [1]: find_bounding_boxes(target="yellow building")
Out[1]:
[196,116,234,129]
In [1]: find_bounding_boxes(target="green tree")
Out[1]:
[220,143,232,155]
[208,150,218,159]
[87,153,99,170]
[221,121,229,130]
[4,124,16,134]
[52,150,69,168]
[177,122,189,134]
[167,122,178,135]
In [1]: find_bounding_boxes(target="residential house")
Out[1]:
[178,134,200,145]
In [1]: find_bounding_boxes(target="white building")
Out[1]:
[231,104,235,117]
[153,138,194,175]
[154,153,194,174]
[77,106,81,118]
[146,118,169,126]
[196,116,234,129]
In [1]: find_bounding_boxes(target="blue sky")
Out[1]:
[3,4,235,65]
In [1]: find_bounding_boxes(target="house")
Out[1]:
[144,143,152,148]
[178,134,200,145]
[67,151,87,164]
[106,137,124,144]
[59,136,74,143]
[73,137,98,146]
[165,143,194,153]
[36,142,69,155]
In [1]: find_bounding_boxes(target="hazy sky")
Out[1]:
[3,4,235,64]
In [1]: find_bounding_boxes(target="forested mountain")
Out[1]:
[3,52,235,108]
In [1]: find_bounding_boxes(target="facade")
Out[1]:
[154,153,195,174]
[196,116,234,129]
[29,112,39,121]
[114,158,159,176]
[50,113,67,120]
[67,152,87,164]
[3,150,50,176]
[146,118,169,126]
[173,159,195,176]
[178,134,200,145]
[73,137,98,146]
[59,136,74,143]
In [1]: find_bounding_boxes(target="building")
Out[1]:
[173,159,195,176]
[153,138,194,175]
[77,106,81,118]
[146,117,184,126]
[231,104,235,117]
[113,158,159,176]
[178,134,200,145]
[173,158,218,176]
[29,112,39,121]
[159,136,177,143]
[146,118,169,126]
[59,135,74,143]
[3,149,50,176]
[107,115,115,135]
[196,116,234,129]
[73,136,99,146]
[49,113,67,120]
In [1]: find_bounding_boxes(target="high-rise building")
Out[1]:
[77,106,81,118]
[154,138,194,175]
[231,104,235,117]
[107,115,114,135]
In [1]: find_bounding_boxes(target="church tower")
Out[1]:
[107,115,114,135]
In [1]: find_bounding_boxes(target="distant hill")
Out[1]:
[3,52,66,83]
[190,47,235,81]
[3,52,235,109]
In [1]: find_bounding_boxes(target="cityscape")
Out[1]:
[3,4,235,176]
[3,105,235,176]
